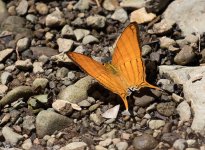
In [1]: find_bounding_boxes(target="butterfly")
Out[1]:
[67,22,160,113]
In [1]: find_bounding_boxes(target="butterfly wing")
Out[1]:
[67,52,129,110]
[112,22,159,90]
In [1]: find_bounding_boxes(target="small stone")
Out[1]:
[0,84,8,95]
[0,48,13,62]
[121,133,130,140]
[78,100,91,107]
[71,17,83,26]
[173,139,187,150]
[0,64,5,70]
[33,62,44,73]
[152,20,173,34]
[174,45,196,65]
[156,102,176,117]
[17,37,30,52]
[160,36,176,49]
[101,129,117,139]
[52,100,73,116]
[74,29,90,41]
[26,14,37,23]
[2,126,24,145]
[116,142,128,150]
[82,35,99,45]
[0,113,11,125]
[161,133,180,145]
[73,0,89,10]
[111,8,128,23]
[32,78,48,89]
[172,93,183,103]
[36,2,48,15]
[133,134,158,150]
[185,34,198,43]
[60,142,87,150]
[149,120,166,129]
[74,46,85,54]
[15,59,33,71]
[99,138,112,147]
[130,7,156,24]
[45,32,54,41]
[22,138,32,150]
[95,145,107,150]
[90,113,104,126]
[103,0,118,11]
[1,71,12,85]
[46,8,65,27]
[36,110,73,138]
[134,95,155,107]
[38,55,49,64]
[157,79,174,93]
[142,45,152,56]
[57,38,74,52]
[120,0,146,8]
[86,15,106,28]
[61,25,74,38]
[16,0,28,15]
[56,67,69,78]
[23,116,35,134]
[176,101,191,122]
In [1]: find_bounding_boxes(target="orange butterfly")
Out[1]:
[67,22,159,113]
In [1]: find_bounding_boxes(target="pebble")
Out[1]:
[82,35,99,45]
[45,32,54,41]
[57,38,74,52]
[0,48,13,62]
[156,102,176,117]
[151,20,173,34]
[15,59,33,71]
[45,8,65,27]
[149,120,166,129]
[58,76,93,103]
[60,142,87,150]
[73,0,89,10]
[56,67,69,78]
[133,134,158,150]
[23,116,35,134]
[21,138,32,150]
[61,25,74,38]
[172,93,183,103]
[78,100,91,107]
[30,46,58,57]
[2,126,24,145]
[111,8,128,23]
[101,129,117,139]
[161,133,180,145]
[71,17,84,26]
[142,45,152,56]
[185,34,199,43]
[32,78,48,89]
[52,100,73,116]
[103,0,118,11]
[74,45,85,53]
[0,84,8,95]
[33,62,44,73]
[1,71,12,85]
[160,36,176,49]
[157,79,174,93]
[17,37,30,52]
[116,142,128,150]
[74,29,90,41]
[16,0,28,15]
[0,113,10,125]
[36,110,73,138]
[120,0,146,8]
[26,14,37,23]
[176,101,191,122]
[130,7,156,24]
[86,15,106,28]
[90,113,104,126]
[173,139,187,150]
[134,95,155,107]
[36,2,49,15]
[95,145,108,150]
[0,64,4,70]
[99,138,112,147]
[174,45,196,65]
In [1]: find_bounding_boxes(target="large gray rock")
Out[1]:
[162,0,205,35]
[36,110,73,138]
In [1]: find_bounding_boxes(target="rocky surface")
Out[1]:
[0,0,205,149]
